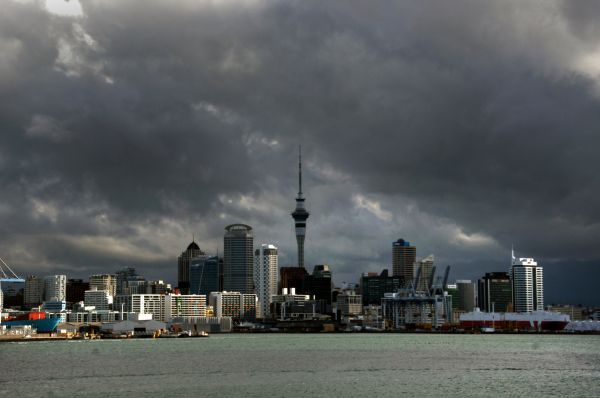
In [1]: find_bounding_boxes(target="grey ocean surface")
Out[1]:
[1,334,599,397]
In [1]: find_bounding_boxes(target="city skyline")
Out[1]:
[1,1,599,306]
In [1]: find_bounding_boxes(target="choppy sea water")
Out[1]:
[0,334,599,397]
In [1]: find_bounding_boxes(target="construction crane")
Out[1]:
[0,257,25,283]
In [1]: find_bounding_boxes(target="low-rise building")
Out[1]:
[337,292,362,316]
[209,291,257,321]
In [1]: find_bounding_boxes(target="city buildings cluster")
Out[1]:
[1,149,598,334]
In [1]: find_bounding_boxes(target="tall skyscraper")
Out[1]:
[477,272,512,312]
[254,244,278,318]
[190,255,220,296]
[223,224,254,294]
[177,240,204,294]
[392,239,416,284]
[291,146,309,268]
[511,251,543,313]
[44,275,66,302]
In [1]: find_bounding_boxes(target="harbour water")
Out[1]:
[1,334,599,397]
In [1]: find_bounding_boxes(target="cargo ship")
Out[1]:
[1,311,61,333]
[460,309,570,332]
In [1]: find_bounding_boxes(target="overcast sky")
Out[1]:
[1,0,599,305]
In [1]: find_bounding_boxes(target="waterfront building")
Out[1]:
[270,288,313,320]
[164,294,207,321]
[209,291,257,321]
[511,253,544,313]
[337,292,362,316]
[24,275,44,307]
[84,288,113,311]
[477,272,512,312]
[546,304,585,321]
[190,255,220,296]
[44,275,67,302]
[414,255,434,292]
[177,240,204,295]
[392,239,416,284]
[456,280,477,312]
[66,279,89,304]
[89,274,117,297]
[131,294,164,321]
[223,224,254,294]
[291,146,310,268]
[360,269,402,306]
[382,291,452,329]
[254,244,278,319]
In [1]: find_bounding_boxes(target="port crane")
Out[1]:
[0,257,25,282]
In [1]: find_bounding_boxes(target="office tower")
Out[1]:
[89,274,117,297]
[477,272,512,312]
[392,239,416,284]
[209,291,257,321]
[360,269,402,306]
[511,253,543,313]
[177,240,204,294]
[414,254,434,292]
[84,287,113,311]
[456,280,477,312]
[24,275,45,307]
[304,264,333,313]
[291,146,309,268]
[116,267,146,295]
[190,255,220,296]
[145,280,171,294]
[279,266,308,293]
[254,244,278,318]
[66,279,89,304]
[223,224,254,294]
[44,275,66,302]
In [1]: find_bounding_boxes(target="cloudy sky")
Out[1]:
[1,0,599,305]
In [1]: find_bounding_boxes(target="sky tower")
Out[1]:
[292,146,309,268]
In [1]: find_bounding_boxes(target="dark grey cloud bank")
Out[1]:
[1,0,599,305]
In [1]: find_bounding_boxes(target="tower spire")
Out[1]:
[292,144,309,268]
[298,145,303,197]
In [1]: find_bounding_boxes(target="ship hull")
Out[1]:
[460,311,570,332]
[2,318,61,333]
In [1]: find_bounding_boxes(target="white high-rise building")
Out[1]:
[44,275,67,302]
[511,253,543,313]
[254,244,278,318]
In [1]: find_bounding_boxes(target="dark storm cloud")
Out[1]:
[1,0,599,304]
